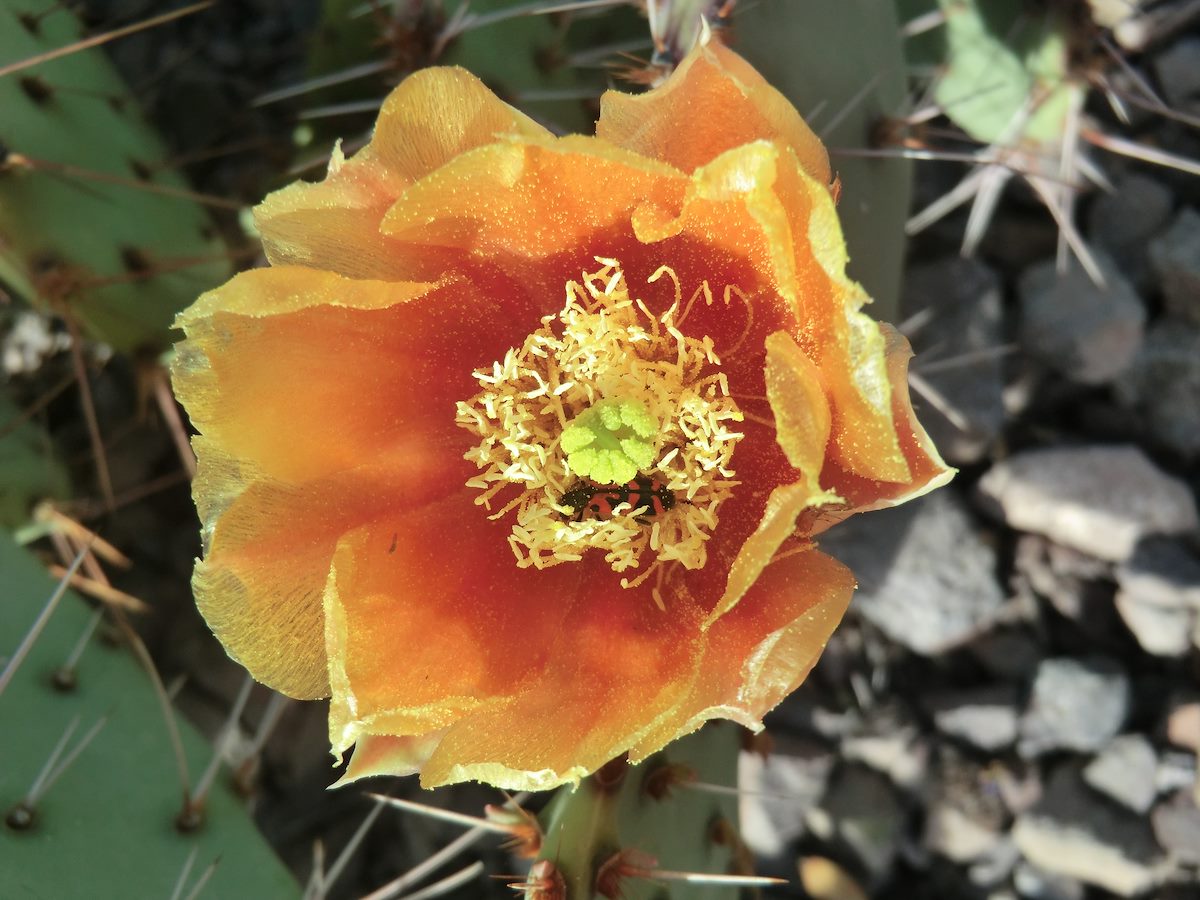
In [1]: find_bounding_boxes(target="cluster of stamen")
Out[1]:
[455,258,744,597]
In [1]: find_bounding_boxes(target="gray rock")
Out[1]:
[814,765,904,878]
[807,705,864,741]
[925,802,1001,863]
[968,628,1044,681]
[1114,592,1195,657]
[1016,535,1110,598]
[1083,734,1159,814]
[1018,253,1145,385]
[1087,173,1174,288]
[1012,862,1085,900]
[1149,207,1200,324]
[1013,764,1166,897]
[1154,38,1200,113]
[1151,791,1200,865]
[902,256,1007,464]
[925,685,1020,752]
[738,737,834,857]
[1117,537,1200,610]
[821,490,1006,655]
[1019,657,1129,757]
[841,723,930,794]
[977,445,1200,562]
[1117,323,1200,459]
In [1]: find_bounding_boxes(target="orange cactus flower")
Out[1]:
[172,40,950,790]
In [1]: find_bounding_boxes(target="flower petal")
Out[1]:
[254,66,551,279]
[416,573,708,790]
[324,494,582,760]
[698,331,842,624]
[810,324,955,531]
[597,42,831,184]
[379,136,686,276]
[630,546,854,758]
[174,266,521,485]
[627,140,913,485]
[335,732,445,786]
[174,266,535,699]
[190,439,453,699]
[764,330,831,477]
[416,546,852,789]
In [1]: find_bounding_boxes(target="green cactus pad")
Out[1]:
[0,531,300,899]
[902,0,1079,147]
[0,0,231,353]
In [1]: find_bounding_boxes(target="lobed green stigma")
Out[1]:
[560,398,658,485]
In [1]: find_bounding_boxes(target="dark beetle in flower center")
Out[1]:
[559,476,679,524]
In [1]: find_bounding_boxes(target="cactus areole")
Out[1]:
[172,38,951,791]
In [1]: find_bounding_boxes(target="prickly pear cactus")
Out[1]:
[0,531,300,899]
[534,725,744,900]
[900,0,1081,147]
[0,0,231,353]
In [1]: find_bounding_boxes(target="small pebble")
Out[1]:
[1017,253,1145,385]
[817,765,904,878]
[1166,700,1200,752]
[1087,172,1174,289]
[1114,592,1194,656]
[925,685,1020,752]
[1153,37,1200,110]
[1083,734,1159,814]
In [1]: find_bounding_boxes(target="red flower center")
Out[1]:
[455,258,747,608]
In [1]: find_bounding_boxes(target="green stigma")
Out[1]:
[560,398,658,485]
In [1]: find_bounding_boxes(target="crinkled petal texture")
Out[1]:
[173,42,950,790]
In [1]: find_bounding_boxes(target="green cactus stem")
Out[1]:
[535,724,744,900]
